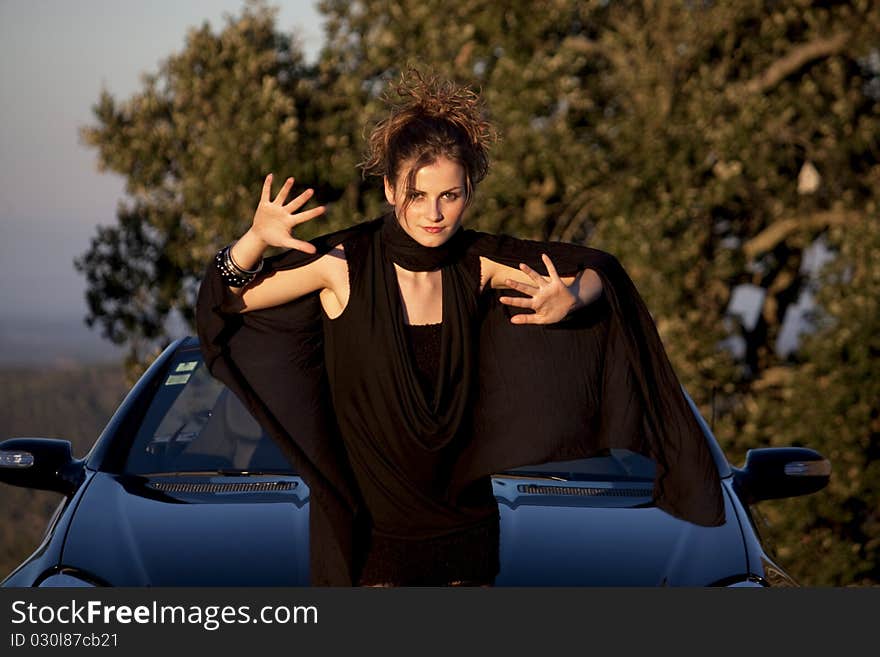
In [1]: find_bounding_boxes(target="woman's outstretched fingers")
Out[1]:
[273,176,295,204]
[249,172,325,255]
[260,173,274,202]
[290,204,326,227]
[519,262,546,286]
[509,310,537,324]
[505,277,538,294]
[499,295,532,308]
[283,187,314,212]
[286,237,318,254]
[542,253,561,281]
[500,280,537,325]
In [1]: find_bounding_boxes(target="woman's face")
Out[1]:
[384,156,468,248]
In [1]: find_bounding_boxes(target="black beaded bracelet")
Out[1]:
[215,244,263,288]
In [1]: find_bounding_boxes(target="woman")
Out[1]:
[196,71,725,587]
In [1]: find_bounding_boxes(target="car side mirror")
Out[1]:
[0,438,86,496]
[732,447,831,504]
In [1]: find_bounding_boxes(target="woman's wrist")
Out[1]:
[230,229,269,270]
[216,245,262,289]
[217,230,267,289]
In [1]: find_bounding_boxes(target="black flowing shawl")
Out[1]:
[195,215,725,586]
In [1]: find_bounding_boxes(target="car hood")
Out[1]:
[493,478,745,586]
[62,472,311,586]
[61,473,745,586]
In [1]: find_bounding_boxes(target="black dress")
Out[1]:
[195,212,726,586]
[321,221,499,585]
[354,323,499,586]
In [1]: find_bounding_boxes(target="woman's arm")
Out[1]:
[218,173,341,313]
[481,254,603,324]
[226,245,344,314]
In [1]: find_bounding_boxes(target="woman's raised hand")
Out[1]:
[499,254,579,324]
[249,173,325,254]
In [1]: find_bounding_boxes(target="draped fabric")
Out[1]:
[195,213,725,586]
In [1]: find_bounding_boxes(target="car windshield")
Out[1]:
[124,345,658,482]
[123,350,295,476]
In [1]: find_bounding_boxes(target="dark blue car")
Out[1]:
[0,336,831,587]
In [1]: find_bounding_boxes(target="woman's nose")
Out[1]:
[428,200,444,221]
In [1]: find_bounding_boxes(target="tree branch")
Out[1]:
[563,35,629,72]
[742,32,850,95]
[743,209,861,260]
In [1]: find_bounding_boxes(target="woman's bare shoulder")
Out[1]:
[320,243,349,288]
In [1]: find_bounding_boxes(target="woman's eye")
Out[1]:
[443,192,461,201]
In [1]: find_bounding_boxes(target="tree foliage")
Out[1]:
[76,3,317,380]
[746,215,880,586]
[77,0,880,584]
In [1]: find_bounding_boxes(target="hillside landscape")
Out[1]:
[0,360,128,580]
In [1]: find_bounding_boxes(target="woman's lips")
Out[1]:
[422,226,444,234]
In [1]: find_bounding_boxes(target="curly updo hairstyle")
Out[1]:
[360,69,497,213]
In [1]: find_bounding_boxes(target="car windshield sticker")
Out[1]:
[174,361,198,372]
[164,373,192,386]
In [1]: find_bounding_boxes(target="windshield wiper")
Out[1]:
[139,469,295,477]
[496,472,570,482]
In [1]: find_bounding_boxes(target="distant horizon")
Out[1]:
[0,314,128,368]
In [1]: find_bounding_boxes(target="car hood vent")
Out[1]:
[148,480,298,494]
[517,483,649,497]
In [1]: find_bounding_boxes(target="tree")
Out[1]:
[560,0,880,586]
[744,214,880,586]
[76,0,319,383]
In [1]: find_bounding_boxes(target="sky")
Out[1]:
[0,0,323,365]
